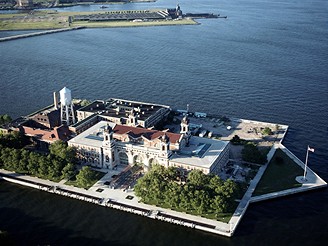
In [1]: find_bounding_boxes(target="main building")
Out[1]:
[68,116,230,175]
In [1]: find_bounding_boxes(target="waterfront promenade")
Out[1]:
[0,169,231,236]
[1,143,326,237]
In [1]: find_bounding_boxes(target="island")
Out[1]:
[0,4,225,34]
[0,87,326,237]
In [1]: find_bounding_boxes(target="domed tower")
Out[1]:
[160,133,171,158]
[103,123,114,144]
[60,87,76,126]
[180,115,190,134]
[128,110,137,127]
[180,115,191,146]
[102,123,116,169]
[176,4,182,18]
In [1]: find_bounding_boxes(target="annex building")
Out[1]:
[68,118,230,175]
[75,98,170,130]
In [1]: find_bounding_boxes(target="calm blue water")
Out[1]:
[0,0,328,245]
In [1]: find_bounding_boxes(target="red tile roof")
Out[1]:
[22,125,71,143]
[113,125,181,143]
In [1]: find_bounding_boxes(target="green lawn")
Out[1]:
[253,148,303,196]
[71,19,197,28]
[65,170,106,189]
[140,198,236,223]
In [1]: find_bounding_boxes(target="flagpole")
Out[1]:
[303,145,309,180]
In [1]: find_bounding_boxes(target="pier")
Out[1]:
[0,26,85,42]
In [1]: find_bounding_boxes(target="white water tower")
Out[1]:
[60,87,76,126]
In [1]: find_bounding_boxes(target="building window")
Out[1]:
[119,152,129,166]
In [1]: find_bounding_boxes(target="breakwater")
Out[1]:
[0,26,85,42]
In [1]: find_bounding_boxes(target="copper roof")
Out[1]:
[113,125,181,143]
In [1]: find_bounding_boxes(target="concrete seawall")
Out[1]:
[0,170,231,237]
[0,26,85,42]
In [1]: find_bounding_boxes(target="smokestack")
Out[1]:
[53,91,59,110]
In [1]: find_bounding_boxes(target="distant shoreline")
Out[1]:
[0,1,157,11]
[0,9,199,32]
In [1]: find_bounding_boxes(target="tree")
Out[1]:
[18,149,29,173]
[80,99,91,107]
[0,131,29,149]
[38,155,50,178]
[242,143,267,164]
[27,152,41,176]
[134,173,153,199]
[1,148,18,170]
[76,166,96,188]
[211,195,229,214]
[61,163,75,180]
[134,164,241,215]
[187,170,209,188]
[0,114,12,125]
[49,140,76,164]
[230,135,241,145]
[262,127,273,135]
[208,175,223,193]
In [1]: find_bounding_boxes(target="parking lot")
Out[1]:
[167,114,288,147]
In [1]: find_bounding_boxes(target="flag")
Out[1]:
[308,146,315,152]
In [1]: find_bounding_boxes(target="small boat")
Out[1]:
[100,6,108,9]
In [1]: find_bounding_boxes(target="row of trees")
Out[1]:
[134,165,242,216]
[0,114,11,126]
[0,139,76,181]
[75,166,99,188]
[0,131,100,187]
[0,131,30,149]
[241,142,267,164]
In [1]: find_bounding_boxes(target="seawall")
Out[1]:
[0,26,85,42]
[0,119,326,237]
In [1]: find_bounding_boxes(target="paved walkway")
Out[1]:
[0,168,231,236]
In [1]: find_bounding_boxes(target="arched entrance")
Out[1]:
[133,155,144,167]
[119,152,129,166]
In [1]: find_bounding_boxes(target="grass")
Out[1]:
[0,21,69,31]
[2,168,62,182]
[71,19,198,28]
[253,148,303,196]
[141,198,236,223]
[65,170,106,190]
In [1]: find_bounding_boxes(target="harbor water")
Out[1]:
[0,0,327,245]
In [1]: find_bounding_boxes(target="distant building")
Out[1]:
[5,87,77,149]
[76,98,171,129]
[17,0,33,8]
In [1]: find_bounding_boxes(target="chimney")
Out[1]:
[53,91,59,110]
